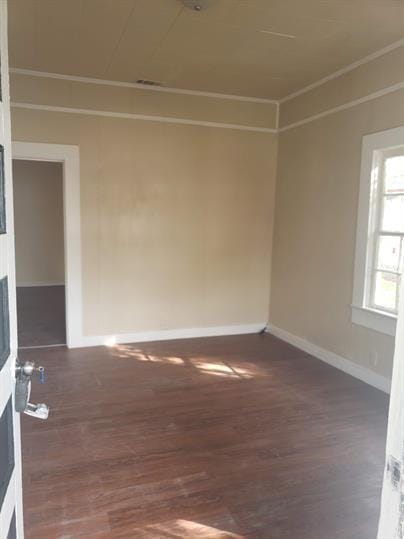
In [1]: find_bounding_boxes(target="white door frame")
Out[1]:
[12,142,82,348]
[0,1,23,535]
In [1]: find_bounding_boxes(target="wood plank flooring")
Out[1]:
[17,286,66,347]
[20,334,389,538]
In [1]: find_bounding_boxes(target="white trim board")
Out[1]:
[266,324,391,394]
[279,81,404,132]
[74,323,265,349]
[12,142,83,349]
[11,80,404,135]
[9,67,277,104]
[16,282,65,287]
[280,38,404,103]
[11,102,277,134]
[351,305,396,337]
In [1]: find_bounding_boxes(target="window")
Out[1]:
[352,127,404,336]
[370,149,404,313]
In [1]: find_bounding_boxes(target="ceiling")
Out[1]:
[8,0,404,100]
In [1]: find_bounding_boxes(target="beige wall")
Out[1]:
[13,159,64,286]
[271,69,404,379]
[11,102,277,336]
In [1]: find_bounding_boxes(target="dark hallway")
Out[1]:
[17,285,66,347]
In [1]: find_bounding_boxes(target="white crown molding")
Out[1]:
[280,38,404,103]
[72,323,265,349]
[279,81,404,132]
[267,324,391,394]
[10,71,404,134]
[10,38,404,110]
[9,67,277,105]
[275,102,280,130]
[12,79,404,134]
[11,102,278,133]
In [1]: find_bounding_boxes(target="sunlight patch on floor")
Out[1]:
[108,344,262,378]
[128,518,244,538]
[190,360,255,379]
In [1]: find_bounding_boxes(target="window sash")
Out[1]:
[370,270,401,314]
[374,233,404,273]
[380,194,404,234]
[367,151,404,315]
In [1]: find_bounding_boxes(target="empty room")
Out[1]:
[0,1,403,538]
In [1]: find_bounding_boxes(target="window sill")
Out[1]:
[351,305,397,337]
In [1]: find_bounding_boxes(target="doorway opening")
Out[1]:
[13,159,66,348]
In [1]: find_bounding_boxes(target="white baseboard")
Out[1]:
[267,324,391,394]
[16,282,65,287]
[72,323,266,349]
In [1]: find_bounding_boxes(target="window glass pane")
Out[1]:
[373,271,398,311]
[376,235,402,272]
[381,195,404,232]
[385,155,404,194]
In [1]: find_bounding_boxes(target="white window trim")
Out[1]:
[352,126,404,337]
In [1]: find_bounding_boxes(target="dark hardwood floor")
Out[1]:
[20,334,389,538]
[17,285,66,347]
